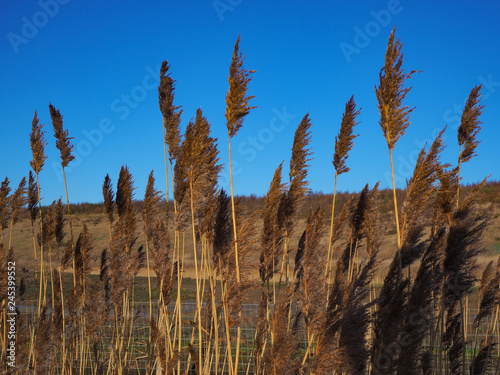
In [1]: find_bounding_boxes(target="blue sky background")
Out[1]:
[1,0,499,204]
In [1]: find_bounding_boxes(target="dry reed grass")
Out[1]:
[1,28,499,375]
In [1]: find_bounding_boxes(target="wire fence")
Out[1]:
[15,301,499,374]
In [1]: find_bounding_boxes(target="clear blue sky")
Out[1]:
[1,0,499,204]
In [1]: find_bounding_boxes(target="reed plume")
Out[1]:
[213,189,232,265]
[223,209,259,326]
[143,171,162,232]
[49,104,75,168]
[102,174,114,239]
[0,243,8,304]
[457,85,484,205]
[30,111,47,176]
[399,128,445,248]
[375,27,418,251]
[263,287,300,375]
[440,179,488,373]
[173,146,190,232]
[28,171,38,222]
[115,165,138,254]
[108,225,145,313]
[151,220,175,306]
[294,208,335,374]
[458,85,483,164]
[444,307,464,375]
[432,166,459,233]
[443,181,487,311]
[296,208,326,336]
[279,114,312,287]
[107,165,144,359]
[33,308,55,374]
[470,343,495,375]
[337,254,377,375]
[176,109,221,225]
[260,163,287,283]
[327,96,360,276]
[395,227,448,374]
[333,96,360,175]
[74,225,93,304]
[84,285,108,375]
[7,177,26,249]
[143,170,163,320]
[474,259,500,328]
[116,165,134,219]
[225,35,256,138]
[284,114,313,234]
[158,60,182,222]
[159,61,182,160]
[0,178,10,242]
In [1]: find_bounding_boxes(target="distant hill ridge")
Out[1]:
[36,179,500,217]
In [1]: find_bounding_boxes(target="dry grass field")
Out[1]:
[8,198,500,287]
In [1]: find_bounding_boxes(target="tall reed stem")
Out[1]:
[189,178,203,372]
[389,149,402,275]
[35,174,45,316]
[326,171,338,278]
[62,167,76,287]
[227,136,243,374]
[163,117,170,220]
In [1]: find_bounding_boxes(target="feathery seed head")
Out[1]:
[225,35,256,138]
[375,27,418,151]
[102,174,114,224]
[28,171,38,223]
[458,85,484,164]
[158,60,182,160]
[30,111,48,175]
[49,104,75,168]
[143,170,162,241]
[116,165,134,218]
[0,177,11,231]
[10,177,27,227]
[333,96,360,175]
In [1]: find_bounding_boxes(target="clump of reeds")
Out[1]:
[6,27,500,375]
